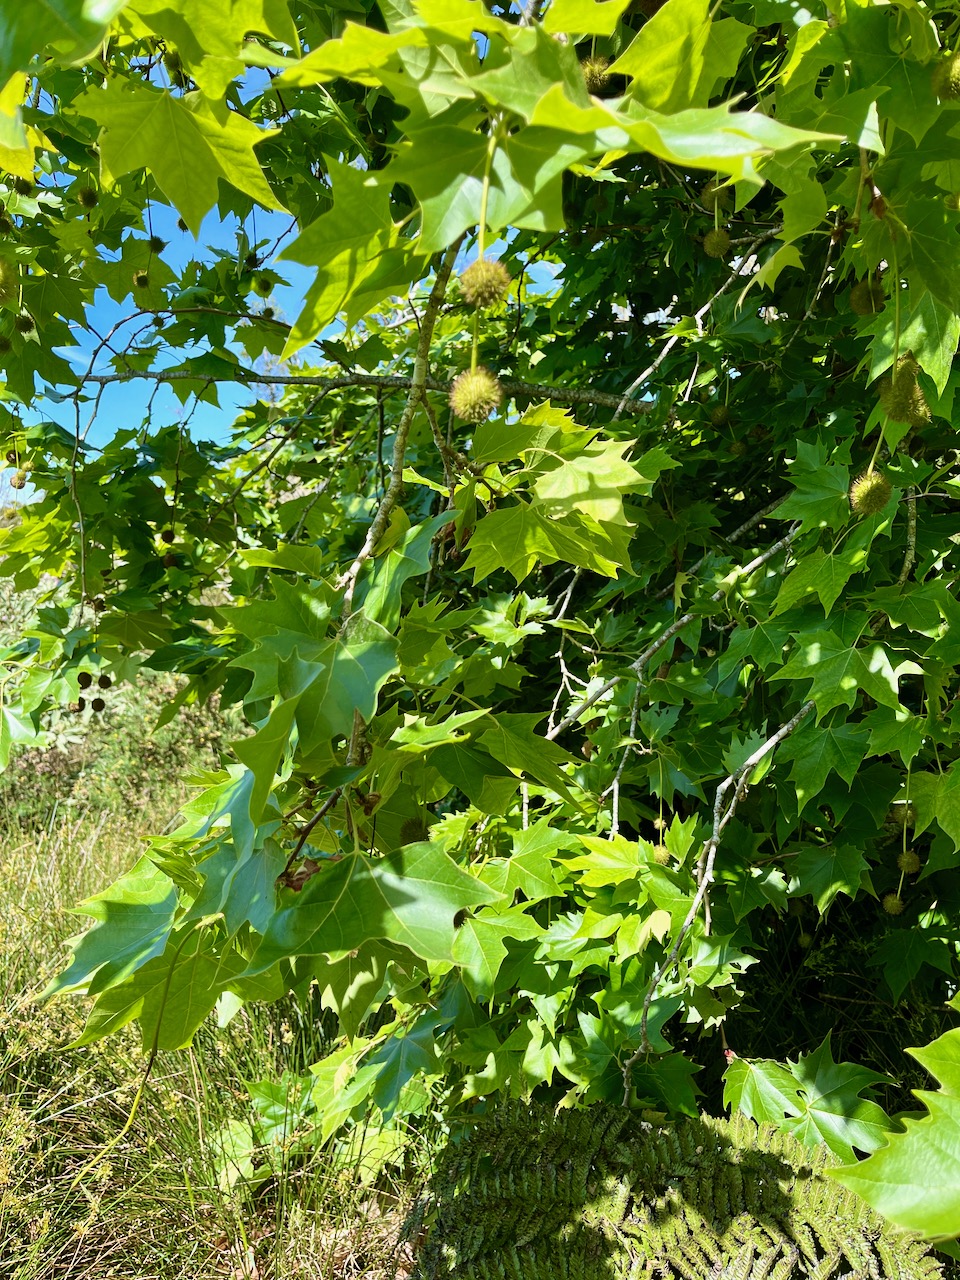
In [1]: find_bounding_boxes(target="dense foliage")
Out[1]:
[5,0,960,1243]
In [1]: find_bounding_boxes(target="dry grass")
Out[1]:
[0,805,419,1280]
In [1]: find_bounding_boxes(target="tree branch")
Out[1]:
[621,698,815,1103]
[546,523,800,741]
[338,241,462,613]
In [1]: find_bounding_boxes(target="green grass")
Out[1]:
[0,798,418,1280]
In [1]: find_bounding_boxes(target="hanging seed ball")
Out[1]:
[132,270,150,289]
[580,55,611,95]
[460,258,511,310]
[0,337,11,356]
[76,187,99,209]
[10,470,27,489]
[97,674,112,690]
[699,178,728,212]
[652,844,670,865]
[253,274,273,297]
[933,51,960,100]
[703,227,731,258]
[91,696,106,714]
[879,354,930,426]
[160,528,175,544]
[0,213,12,234]
[897,849,921,875]
[849,279,884,315]
[882,892,905,915]
[449,366,503,423]
[728,439,748,457]
[147,235,167,254]
[77,671,93,689]
[399,816,430,845]
[0,260,17,303]
[12,177,33,196]
[849,470,892,517]
[14,314,34,334]
[710,404,731,427]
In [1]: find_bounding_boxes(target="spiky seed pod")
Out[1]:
[797,931,814,949]
[728,439,748,457]
[580,55,611,95]
[10,470,27,489]
[897,849,921,875]
[163,552,177,568]
[11,177,33,196]
[710,404,731,427]
[0,260,17,303]
[253,274,272,297]
[933,51,960,100]
[849,470,893,517]
[399,816,430,845]
[160,528,175,544]
[77,671,93,690]
[449,366,503,423]
[76,187,98,209]
[147,235,167,254]
[699,178,729,212]
[14,314,33,334]
[132,270,149,289]
[891,802,916,827]
[244,252,260,271]
[882,892,905,915]
[0,213,12,234]
[97,674,112,690]
[0,336,11,355]
[703,227,731,258]
[652,844,670,865]
[849,279,884,315]
[879,354,931,426]
[261,307,275,320]
[460,258,511,310]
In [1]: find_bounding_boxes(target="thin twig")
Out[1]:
[547,524,801,740]
[897,486,917,585]
[338,240,462,613]
[621,698,815,1103]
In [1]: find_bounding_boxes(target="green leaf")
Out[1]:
[246,841,501,971]
[477,713,581,802]
[869,928,955,1004]
[783,1033,894,1161]
[611,0,712,113]
[777,720,869,813]
[44,855,178,999]
[367,1011,443,1119]
[723,1056,804,1126]
[791,843,871,913]
[542,0,631,36]
[452,905,543,1000]
[830,1029,960,1236]
[770,629,922,720]
[0,0,122,81]
[774,442,850,531]
[73,79,282,234]
[909,765,960,852]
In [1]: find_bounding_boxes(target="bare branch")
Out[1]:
[547,523,800,741]
[338,241,461,613]
[897,486,917,585]
[621,698,815,1103]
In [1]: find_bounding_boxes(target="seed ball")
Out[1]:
[699,178,729,212]
[728,439,748,456]
[77,671,93,689]
[0,337,11,355]
[10,470,27,489]
[132,270,149,289]
[76,187,98,209]
[703,227,731,258]
[91,696,105,713]
[97,674,112,690]
[652,843,670,865]
[882,892,905,915]
[163,552,177,568]
[580,55,611,95]
[147,235,167,254]
[849,470,892,516]
[399,816,429,844]
[891,802,916,827]
[879,354,930,426]
[12,177,33,196]
[14,314,33,334]
[933,51,960,101]
[253,274,272,297]
[0,213,12,234]
[710,404,731,427]
[797,931,814,949]
[0,260,17,303]
[160,528,175,544]
[449,366,503,423]
[244,253,260,271]
[261,307,275,320]
[460,258,511,310]
[849,279,884,315]
[897,848,921,875]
